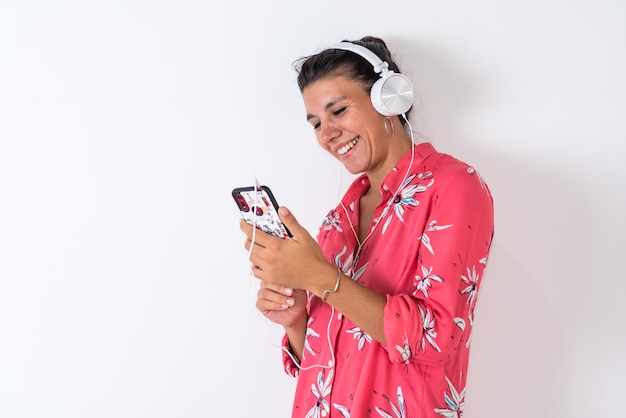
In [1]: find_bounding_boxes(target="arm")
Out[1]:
[309,265,388,345]
[241,170,494,365]
[255,281,308,364]
[241,212,389,347]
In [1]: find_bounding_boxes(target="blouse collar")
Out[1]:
[343,142,437,203]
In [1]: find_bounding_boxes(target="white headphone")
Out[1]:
[330,42,414,117]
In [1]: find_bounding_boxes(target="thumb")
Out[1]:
[278,206,304,236]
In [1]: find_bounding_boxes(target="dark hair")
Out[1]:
[294,36,412,125]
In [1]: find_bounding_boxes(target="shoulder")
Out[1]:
[428,151,487,184]
[424,151,493,206]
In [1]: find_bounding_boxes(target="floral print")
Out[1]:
[434,377,465,417]
[377,171,434,235]
[322,210,343,233]
[418,305,441,353]
[306,370,334,418]
[304,316,321,358]
[282,143,494,417]
[418,220,453,255]
[414,265,443,298]
[376,386,407,418]
[346,326,372,351]
[460,266,480,309]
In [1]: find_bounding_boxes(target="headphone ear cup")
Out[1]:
[370,72,414,116]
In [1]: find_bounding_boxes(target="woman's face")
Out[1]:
[302,75,391,176]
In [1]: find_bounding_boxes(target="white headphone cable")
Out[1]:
[248,174,260,302]
[247,173,335,371]
[338,114,417,270]
[257,116,418,371]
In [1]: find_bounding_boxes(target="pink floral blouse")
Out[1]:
[282,142,495,417]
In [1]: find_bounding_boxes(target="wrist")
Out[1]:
[322,269,342,302]
[284,315,307,334]
[311,264,343,301]
[284,315,308,362]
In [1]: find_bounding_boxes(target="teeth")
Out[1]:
[337,137,360,155]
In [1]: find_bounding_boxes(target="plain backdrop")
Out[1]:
[1,1,625,417]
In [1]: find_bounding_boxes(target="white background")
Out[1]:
[1,1,624,417]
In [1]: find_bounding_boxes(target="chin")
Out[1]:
[343,164,365,175]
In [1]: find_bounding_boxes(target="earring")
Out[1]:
[384,117,395,137]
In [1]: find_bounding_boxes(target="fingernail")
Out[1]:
[284,287,293,296]
[286,298,294,306]
[279,207,289,216]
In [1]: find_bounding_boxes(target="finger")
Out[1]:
[239,219,253,236]
[277,206,305,237]
[257,288,295,310]
[250,264,279,283]
[239,219,274,247]
[243,234,268,254]
[243,237,256,252]
[249,264,265,279]
[259,281,294,296]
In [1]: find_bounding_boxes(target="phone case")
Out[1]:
[232,185,292,238]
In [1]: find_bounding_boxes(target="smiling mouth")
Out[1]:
[337,137,360,156]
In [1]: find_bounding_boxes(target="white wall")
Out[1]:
[1,1,624,417]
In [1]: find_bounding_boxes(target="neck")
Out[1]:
[365,131,413,193]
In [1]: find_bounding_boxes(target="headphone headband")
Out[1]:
[330,42,390,75]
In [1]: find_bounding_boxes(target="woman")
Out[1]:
[240,36,494,417]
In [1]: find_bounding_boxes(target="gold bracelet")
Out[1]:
[322,269,342,302]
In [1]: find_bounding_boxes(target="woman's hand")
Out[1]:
[241,206,388,349]
[256,282,308,329]
[240,206,336,293]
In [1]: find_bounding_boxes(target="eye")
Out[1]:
[311,120,321,130]
[332,106,347,117]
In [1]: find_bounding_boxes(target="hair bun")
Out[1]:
[358,36,389,49]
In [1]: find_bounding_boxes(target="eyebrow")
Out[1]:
[306,96,347,121]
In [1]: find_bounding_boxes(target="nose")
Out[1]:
[319,121,341,144]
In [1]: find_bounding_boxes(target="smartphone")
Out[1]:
[232,185,292,239]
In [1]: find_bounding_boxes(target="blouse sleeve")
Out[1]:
[281,333,301,378]
[382,166,494,366]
